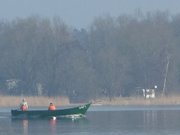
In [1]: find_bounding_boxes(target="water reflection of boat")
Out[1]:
[22,119,28,135]
[49,119,57,135]
[11,103,91,119]
[11,116,89,135]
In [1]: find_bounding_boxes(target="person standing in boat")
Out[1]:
[48,103,56,110]
[20,98,28,111]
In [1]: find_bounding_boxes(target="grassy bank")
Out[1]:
[1,95,180,107]
[0,96,70,107]
[92,96,180,105]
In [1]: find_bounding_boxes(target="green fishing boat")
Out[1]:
[11,102,91,118]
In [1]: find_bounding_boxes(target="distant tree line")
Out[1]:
[1,11,180,102]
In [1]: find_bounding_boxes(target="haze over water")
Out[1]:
[1,105,180,135]
[1,1,180,135]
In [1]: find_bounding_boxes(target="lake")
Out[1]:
[1,105,180,135]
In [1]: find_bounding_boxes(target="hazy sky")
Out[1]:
[1,0,180,28]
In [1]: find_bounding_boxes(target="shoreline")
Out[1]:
[92,96,180,106]
[1,95,180,107]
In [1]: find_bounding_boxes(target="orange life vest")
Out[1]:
[21,105,28,111]
[48,105,56,110]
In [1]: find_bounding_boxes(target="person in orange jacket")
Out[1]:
[20,99,28,111]
[48,102,56,110]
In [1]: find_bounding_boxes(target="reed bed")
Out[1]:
[93,96,180,105]
[0,96,70,107]
[1,95,180,107]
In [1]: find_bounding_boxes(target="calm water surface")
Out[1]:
[1,105,180,135]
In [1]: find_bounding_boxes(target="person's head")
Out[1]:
[50,102,53,105]
[22,98,25,102]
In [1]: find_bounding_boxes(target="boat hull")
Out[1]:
[11,103,91,118]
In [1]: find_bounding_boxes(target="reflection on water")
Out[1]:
[22,118,58,135]
[1,106,180,135]
[9,117,89,135]
[10,118,58,135]
[142,110,180,131]
[22,119,28,135]
[143,110,158,129]
[49,119,56,135]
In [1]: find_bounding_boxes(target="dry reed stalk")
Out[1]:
[0,95,70,107]
[93,96,180,105]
